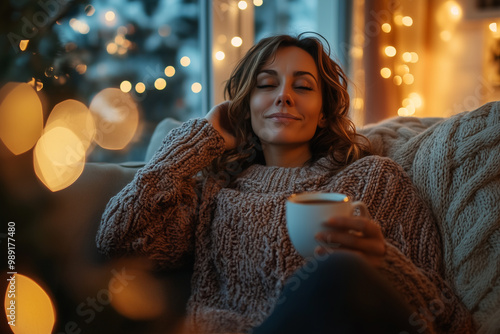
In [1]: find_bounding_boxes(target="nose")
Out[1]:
[275,85,294,107]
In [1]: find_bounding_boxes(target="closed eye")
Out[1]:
[296,86,313,91]
[256,85,276,89]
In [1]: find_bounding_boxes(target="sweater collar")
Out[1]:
[233,156,334,193]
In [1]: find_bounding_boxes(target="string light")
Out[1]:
[384,46,397,57]
[215,51,225,61]
[154,78,167,90]
[440,30,452,41]
[135,82,146,93]
[231,36,243,47]
[489,22,498,33]
[403,73,414,85]
[19,40,29,51]
[107,43,118,54]
[380,67,392,79]
[180,56,191,67]
[253,0,263,6]
[191,82,202,93]
[164,66,175,77]
[402,16,413,27]
[105,11,116,22]
[120,80,132,93]
[238,1,248,10]
[75,64,87,74]
[381,23,391,33]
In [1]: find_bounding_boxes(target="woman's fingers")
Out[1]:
[315,229,385,255]
[314,217,386,265]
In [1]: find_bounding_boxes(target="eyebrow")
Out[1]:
[257,69,318,84]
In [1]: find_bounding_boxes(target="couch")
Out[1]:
[5,101,498,333]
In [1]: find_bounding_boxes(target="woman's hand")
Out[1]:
[205,101,237,150]
[315,217,386,268]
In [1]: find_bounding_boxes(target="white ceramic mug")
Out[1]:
[286,192,369,258]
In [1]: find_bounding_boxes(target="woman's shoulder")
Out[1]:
[352,154,403,170]
[340,155,410,182]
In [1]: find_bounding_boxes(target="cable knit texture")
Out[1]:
[361,101,500,333]
[97,118,475,333]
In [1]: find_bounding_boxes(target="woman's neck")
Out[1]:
[262,144,312,167]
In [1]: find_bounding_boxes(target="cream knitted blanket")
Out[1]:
[361,101,500,332]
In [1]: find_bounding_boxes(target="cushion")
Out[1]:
[362,101,500,331]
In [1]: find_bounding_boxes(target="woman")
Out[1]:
[96,33,474,333]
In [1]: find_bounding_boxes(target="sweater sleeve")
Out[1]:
[337,156,475,334]
[96,118,225,269]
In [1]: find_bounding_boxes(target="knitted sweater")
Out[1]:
[96,118,474,333]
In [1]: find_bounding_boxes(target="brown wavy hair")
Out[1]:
[206,32,372,179]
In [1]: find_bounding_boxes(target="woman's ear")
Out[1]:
[318,113,327,128]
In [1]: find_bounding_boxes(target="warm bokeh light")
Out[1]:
[394,14,403,26]
[110,269,167,320]
[448,2,462,19]
[350,46,363,58]
[0,82,43,155]
[135,82,146,93]
[215,51,225,60]
[254,0,263,6]
[107,42,118,54]
[89,88,139,150]
[410,52,419,63]
[402,52,412,62]
[403,73,415,85]
[158,25,171,37]
[490,22,498,33]
[191,82,202,93]
[4,274,55,334]
[69,19,90,34]
[238,1,248,10]
[352,97,364,110]
[381,23,391,33]
[380,67,392,78]
[217,34,227,44]
[402,16,413,27]
[44,99,96,152]
[164,66,176,77]
[34,126,86,191]
[231,36,243,47]
[440,30,452,41]
[105,11,116,22]
[27,77,43,91]
[409,92,423,108]
[180,56,191,67]
[120,80,132,93]
[384,46,397,57]
[75,64,87,74]
[398,64,410,74]
[154,78,167,90]
[398,107,414,117]
[19,40,29,51]
[85,4,95,16]
[393,75,402,86]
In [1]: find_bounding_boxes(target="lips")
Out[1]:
[265,112,301,120]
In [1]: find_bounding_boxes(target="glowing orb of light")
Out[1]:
[44,99,96,152]
[34,126,86,192]
[89,88,139,150]
[4,273,56,334]
[0,82,43,155]
[110,269,167,320]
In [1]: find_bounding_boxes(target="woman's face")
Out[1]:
[249,46,323,156]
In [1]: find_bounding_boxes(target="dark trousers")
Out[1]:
[252,252,420,334]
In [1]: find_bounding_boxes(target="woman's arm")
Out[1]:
[323,156,475,333]
[96,118,225,269]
